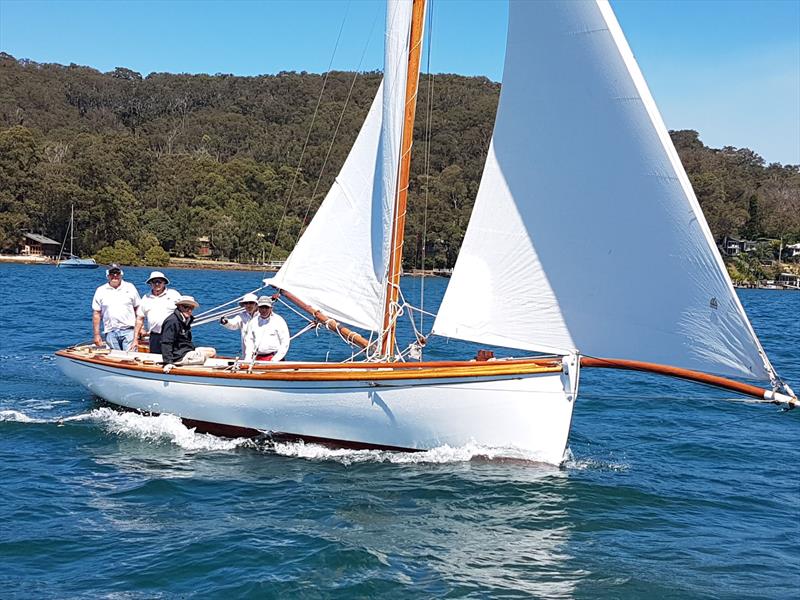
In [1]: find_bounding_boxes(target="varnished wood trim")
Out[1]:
[55,349,562,382]
[580,356,773,400]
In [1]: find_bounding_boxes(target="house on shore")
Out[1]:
[19,232,61,258]
[778,273,800,289]
[720,235,757,257]
[196,236,212,258]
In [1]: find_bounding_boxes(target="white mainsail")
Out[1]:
[268,0,413,332]
[433,0,776,382]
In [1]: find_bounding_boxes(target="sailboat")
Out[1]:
[57,204,99,269]
[55,0,795,465]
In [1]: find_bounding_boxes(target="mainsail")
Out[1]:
[268,0,414,332]
[433,0,776,382]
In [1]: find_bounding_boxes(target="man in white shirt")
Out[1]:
[133,271,182,355]
[244,296,290,362]
[92,263,141,350]
[220,292,258,357]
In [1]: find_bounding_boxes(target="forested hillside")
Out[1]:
[1,53,798,267]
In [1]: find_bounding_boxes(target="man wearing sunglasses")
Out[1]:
[243,296,290,363]
[133,271,182,355]
[92,263,141,350]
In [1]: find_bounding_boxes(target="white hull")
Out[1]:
[56,353,578,464]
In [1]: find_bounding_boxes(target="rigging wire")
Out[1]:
[192,286,267,327]
[295,8,381,245]
[419,0,435,350]
[267,1,352,267]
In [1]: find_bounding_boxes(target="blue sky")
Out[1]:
[1,0,798,164]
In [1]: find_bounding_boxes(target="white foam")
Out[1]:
[270,440,562,466]
[0,409,46,423]
[84,407,250,452]
[562,448,629,472]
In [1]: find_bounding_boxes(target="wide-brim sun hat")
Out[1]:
[257,295,274,308]
[176,295,200,309]
[146,271,170,285]
[240,292,258,304]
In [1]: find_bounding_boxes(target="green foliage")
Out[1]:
[143,244,170,266]
[95,239,142,266]
[0,53,798,270]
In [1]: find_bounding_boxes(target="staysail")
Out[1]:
[268,0,413,332]
[433,0,776,382]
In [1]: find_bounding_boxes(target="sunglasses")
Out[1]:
[108,271,122,276]
[178,304,195,310]
[150,280,166,285]
[258,305,273,310]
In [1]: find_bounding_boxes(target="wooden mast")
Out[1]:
[379,0,427,359]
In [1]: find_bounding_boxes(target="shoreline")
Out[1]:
[0,255,452,277]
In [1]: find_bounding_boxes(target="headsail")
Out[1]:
[433,0,777,382]
[268,0,414,332]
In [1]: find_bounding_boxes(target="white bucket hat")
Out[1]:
[175,295,199,309]
[257,295,274,308]
[146,271,170,285]
[240,293,258,305]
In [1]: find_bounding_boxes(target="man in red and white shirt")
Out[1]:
[244,296,290,362]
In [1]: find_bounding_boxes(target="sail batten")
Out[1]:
[433,0,777,382]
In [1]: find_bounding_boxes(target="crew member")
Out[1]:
[220,292,258,356]
[134,271,181,354]
[92,263,141,350]
[244,296,290,362]
[160,295,216,371]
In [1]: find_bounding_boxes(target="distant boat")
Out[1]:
[57,205,99,269]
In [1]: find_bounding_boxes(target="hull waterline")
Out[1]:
[57,258,99,269]
[55,350,578,464]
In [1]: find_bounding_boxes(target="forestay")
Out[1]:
[268,0,413,332]
[433,0,777,382]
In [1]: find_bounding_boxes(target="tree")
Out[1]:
[95,239,141,266]
[143,245,170,266]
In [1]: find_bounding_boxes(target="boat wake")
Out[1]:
[0,409,48,423]
[1,407,249,452]
[3,407,609,468]
[268,440,564,466]
[81,407,251,451]
[561,448,629,472]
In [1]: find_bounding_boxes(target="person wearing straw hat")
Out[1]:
[92,263,141,350]
[243,295,290,363]
[133,271,182,355]
[219,292,258,357]
[160,295,216,372]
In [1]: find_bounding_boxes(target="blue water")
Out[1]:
[1,263,798,598]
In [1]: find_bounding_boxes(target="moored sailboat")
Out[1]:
[57,204,99,269]
[56,0,795,464]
